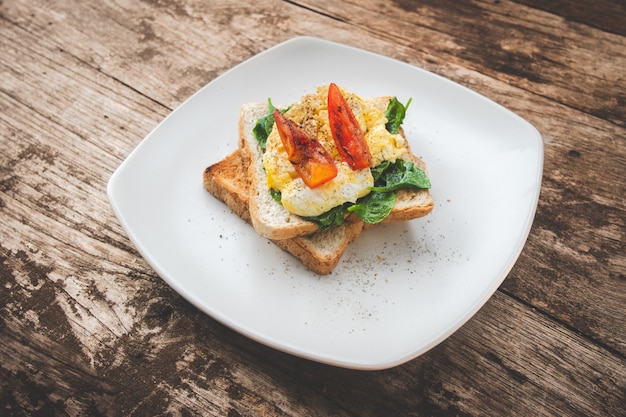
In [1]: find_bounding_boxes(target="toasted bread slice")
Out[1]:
[239,98,433,240]
[203,150,252,222]
[239,103,321,239]
[203,150,363,275]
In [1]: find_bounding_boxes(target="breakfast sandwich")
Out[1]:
[204,83,433,273]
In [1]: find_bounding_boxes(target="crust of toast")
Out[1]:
[239,99,433,239]
[203,150,363,275]
[203,150,251,223]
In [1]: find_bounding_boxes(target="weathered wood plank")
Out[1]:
[1,0,624,415]
[514,0,626,36]
[3,0,623,353]
[463,75,626,354]
[292,0,626,127]
[4,0,624,126]
[283,292,626,417]
[3,255,624,416]
[7,0,623,127]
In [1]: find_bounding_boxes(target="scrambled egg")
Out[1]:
[262,85,408,217]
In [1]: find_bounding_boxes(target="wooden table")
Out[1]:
[1,0,624,415]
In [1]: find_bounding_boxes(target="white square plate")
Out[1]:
[108,37,543,370]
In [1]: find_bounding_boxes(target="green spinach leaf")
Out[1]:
[347,191,396,224]
[269,188,282,203]
[384,97,412,134]
[302,203,351,232]
[252,98,278,152]
[369,160,391,182]
[371,159,431,192]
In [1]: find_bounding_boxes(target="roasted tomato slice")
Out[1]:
[273,109,338,188]
[327,83,373,170]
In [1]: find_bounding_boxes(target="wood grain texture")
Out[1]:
[1,0,624,416]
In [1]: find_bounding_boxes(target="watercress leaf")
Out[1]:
[348,191,395,224]
[384,97,412,134]
[371,159,431,192]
